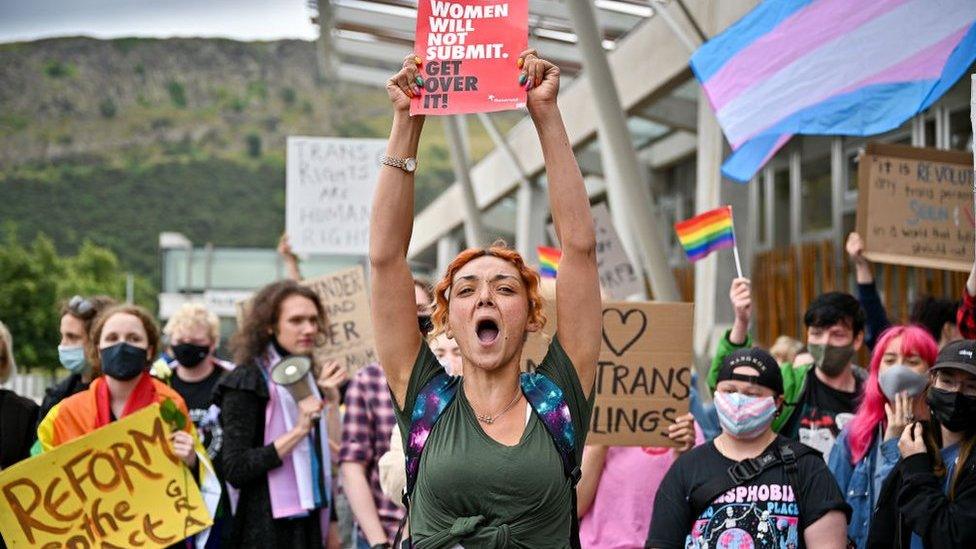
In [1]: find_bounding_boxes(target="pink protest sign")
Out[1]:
[412,0,528,115]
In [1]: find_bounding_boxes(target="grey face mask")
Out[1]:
[878,364,929,401]
[808,343,855,377]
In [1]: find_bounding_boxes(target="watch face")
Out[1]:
[404,158,417,172]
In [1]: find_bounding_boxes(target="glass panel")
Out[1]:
[801,154,832,233]
[847,152,859,192]
[773,168,791,247]
[949,108,973,151]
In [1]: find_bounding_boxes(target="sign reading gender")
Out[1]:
[412,0,528,115]
[286,137,387,256]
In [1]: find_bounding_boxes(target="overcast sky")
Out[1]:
[0,0,318,43]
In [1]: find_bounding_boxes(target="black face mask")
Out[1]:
[100,342,148,381]
[418,314,433,336]
[927,386,976,433]
[172,342,210,369]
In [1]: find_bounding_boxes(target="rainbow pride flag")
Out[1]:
[674,206,735,262]
[537,246,562,278]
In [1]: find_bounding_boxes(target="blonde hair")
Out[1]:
[0,320,18,383]
[770,335,803,365]
[164,303,220,343]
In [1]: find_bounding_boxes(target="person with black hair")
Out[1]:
[867,339,976,548]
[711,279,868,462]
[910,297,961,347]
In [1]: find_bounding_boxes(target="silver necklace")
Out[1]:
[475,389,523,425]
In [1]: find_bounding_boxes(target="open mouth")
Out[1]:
[476,319,499,345]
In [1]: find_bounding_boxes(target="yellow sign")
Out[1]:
[0,404,212,548]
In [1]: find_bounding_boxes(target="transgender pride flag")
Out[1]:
[690,0,976,182]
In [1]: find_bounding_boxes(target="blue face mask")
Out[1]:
[58,345,89,375]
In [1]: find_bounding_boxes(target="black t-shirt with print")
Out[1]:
[781,369,861,463]
[171,367,226,465]
[647,435,850,549]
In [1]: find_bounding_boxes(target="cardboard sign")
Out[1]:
[545,203,645,300]
[523,294,694,447]
[0,405,211,548]
[412,0,528,115]
[856,142,975,271]
[303,265,377,374]
[591,203,645,299]
[286,137,387,255]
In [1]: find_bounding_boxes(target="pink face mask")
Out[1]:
[714,391,777,440]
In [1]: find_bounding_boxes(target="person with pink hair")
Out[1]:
[828,325,938,548]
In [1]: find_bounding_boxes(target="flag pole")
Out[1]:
[728,205,744,279]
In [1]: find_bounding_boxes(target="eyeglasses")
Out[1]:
[68,295,94,317]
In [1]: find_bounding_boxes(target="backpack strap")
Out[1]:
[688,440,818,521]
[520,371,581,549]
[395,372,461,548]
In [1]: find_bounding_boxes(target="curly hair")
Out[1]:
[230,280,327,366]
[87,304,161,375]
[431,241,546,339]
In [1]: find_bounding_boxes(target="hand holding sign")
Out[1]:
[519,49,560,111]
[388,54,425,113]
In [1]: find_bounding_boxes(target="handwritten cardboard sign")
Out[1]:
[412,0,528,115]
[856,142,975,271]
[523,293,694,447]
[0,405,211,548]
[303,265,377,374]
[591,203,645,300]
[286,137,387,255]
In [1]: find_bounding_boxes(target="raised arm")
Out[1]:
[522,51,601,392]
[369,55,427,408]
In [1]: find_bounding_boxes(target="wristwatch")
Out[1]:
[379,155,417,173]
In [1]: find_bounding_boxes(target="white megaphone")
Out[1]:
[270,355,313,402]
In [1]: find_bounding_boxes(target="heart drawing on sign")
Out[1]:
[602,308,647,357]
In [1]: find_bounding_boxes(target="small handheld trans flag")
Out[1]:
[674,205,743,277]
[537,246,562,278]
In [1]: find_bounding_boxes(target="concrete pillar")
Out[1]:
[442,115,487,247]
[476,112,546,258]
[693,92,725,363]
[315,0,338,85]
[566,0,680,302]
[436,235,460,277]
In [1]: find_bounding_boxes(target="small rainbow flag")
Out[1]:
[537,246,562,278]
[674,206,735,262]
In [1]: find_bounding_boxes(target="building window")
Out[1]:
[773,168,791,247]
[949,107,973,151]
[800,137,833,235]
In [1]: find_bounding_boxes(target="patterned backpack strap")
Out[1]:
[520,371,582,549]
[520,371,578,481]
[404,371,461,498]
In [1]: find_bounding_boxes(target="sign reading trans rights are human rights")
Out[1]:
[412,0,528,115]
[286,137,387,256]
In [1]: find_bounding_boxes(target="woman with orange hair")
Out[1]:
[368,50,602,548]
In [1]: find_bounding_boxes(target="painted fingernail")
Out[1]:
[414,55,422,65]
[519,72,528,85]
[412,85,421,95]
[525,80,533,91]
[415,76,424,86]
[406,88,414,97]
[517,57,524,68]
[535,77,541,87]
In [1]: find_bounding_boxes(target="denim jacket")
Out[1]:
[828,426,900,549]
